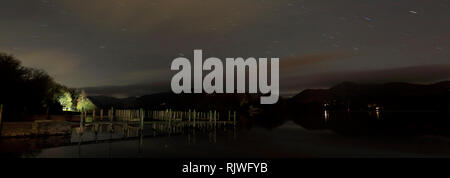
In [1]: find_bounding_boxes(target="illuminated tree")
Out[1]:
[76,90,96,111]
[58,91,73,111]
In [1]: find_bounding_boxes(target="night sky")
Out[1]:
[1,0,449,97]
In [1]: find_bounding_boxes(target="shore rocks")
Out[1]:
[1,120,72,137]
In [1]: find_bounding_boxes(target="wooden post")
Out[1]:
[129,110,132,121]
[107,109,111,122]
[84,111,87,123]
[188,109,191,123]
[92,109,96,122]
[140,108,144,131]
[214,110,217,127]
[165,109,167,121]
[80,110,84,132]
[193,110,196,127]
[0,104,3,136]
[100,109,104,121]
[233,111,236,126]
[209,111,212,124]
[110,107,114,122]
[168,109,172,125]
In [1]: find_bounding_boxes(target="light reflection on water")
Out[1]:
[70,121,237,144]
[30,121,450,158]
[38,121,240,158]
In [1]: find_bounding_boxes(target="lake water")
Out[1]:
[12,120,450,158]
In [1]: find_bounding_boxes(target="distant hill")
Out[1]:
[86,80,450,113]
[87,92,263,112]
[433,81,450,89]
[83,82,170,98]
[291,81,450,111]
[87,95,139,109]
[291,89,331,105]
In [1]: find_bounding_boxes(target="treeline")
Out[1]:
[0,53,82,121]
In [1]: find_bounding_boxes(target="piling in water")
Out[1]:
[233,111,236,126]
[0,104,3,136]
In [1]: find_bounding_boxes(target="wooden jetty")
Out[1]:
[76,108,238,135]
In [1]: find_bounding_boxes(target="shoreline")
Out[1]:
[1,120,73,137]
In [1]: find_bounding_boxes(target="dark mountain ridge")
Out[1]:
[292,81,450,111]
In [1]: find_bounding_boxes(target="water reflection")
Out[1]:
[69,120,238,157]
[324,110,329,123]
[33,120,450,158]
[292,105,450,136]
[2,106,450,158]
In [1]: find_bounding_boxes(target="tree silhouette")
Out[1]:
[0,52,69,121]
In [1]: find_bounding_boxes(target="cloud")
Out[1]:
[280,51,355,73]
[113,68,169,85]
[57,0,283,35]
[15,49,82,85]
[282,63,450,90]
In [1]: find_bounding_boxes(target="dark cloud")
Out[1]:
[280,51,355,72]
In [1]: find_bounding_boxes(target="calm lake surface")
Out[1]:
[8,120,450,158]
